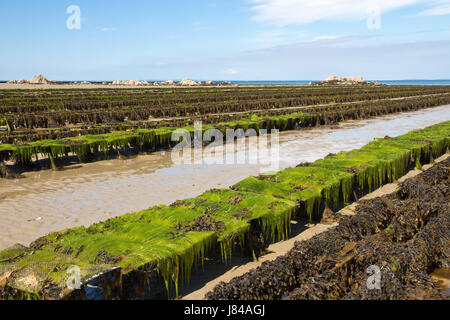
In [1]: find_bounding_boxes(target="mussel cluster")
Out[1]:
[207,158,450,300]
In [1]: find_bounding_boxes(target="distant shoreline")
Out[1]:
[1,79,450,89]
[234,80,450,86]
[0,83,241,90]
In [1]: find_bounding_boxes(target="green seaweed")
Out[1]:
[0,118,11,132]
[234,167,354,221]
[0,112,311,166]
[0,121,449,300]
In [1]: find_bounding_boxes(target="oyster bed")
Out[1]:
[207,157,450,300]
[0,121,448,300]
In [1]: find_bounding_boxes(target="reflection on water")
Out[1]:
[0,105,449,249]
[431,269,450,299]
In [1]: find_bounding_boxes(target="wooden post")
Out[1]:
[49,154,57,171]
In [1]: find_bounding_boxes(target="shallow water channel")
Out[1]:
[0,105,449,250]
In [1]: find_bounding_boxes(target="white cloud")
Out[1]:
[417,0,450,16]
[248,30,310,48]
[101,27,116,32]
[225,68,240,74]
[256,35,378,50]
[249,0,421,26]
[227,38,450,80]
[313,35,339,41]
[252,31,286,44]
[192,22,209,31]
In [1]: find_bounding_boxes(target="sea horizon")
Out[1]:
[2,79,450,86]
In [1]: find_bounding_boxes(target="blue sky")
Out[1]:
[0,0,449,80]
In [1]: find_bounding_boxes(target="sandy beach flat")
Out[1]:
[0,83,241,90]
[0,83,178,90]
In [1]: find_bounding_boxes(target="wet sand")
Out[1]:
[431,269,450,299]
[0,105,449,250]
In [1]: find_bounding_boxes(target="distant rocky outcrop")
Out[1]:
[29,74,49,84]
[324,75,364,84]
[8,75,50,85]
[7,78,26,84]
[179,78,199,86]
[126,80,144,86]
[111,80,154,86]
[311,75,384,86]
[5,76,234,87]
